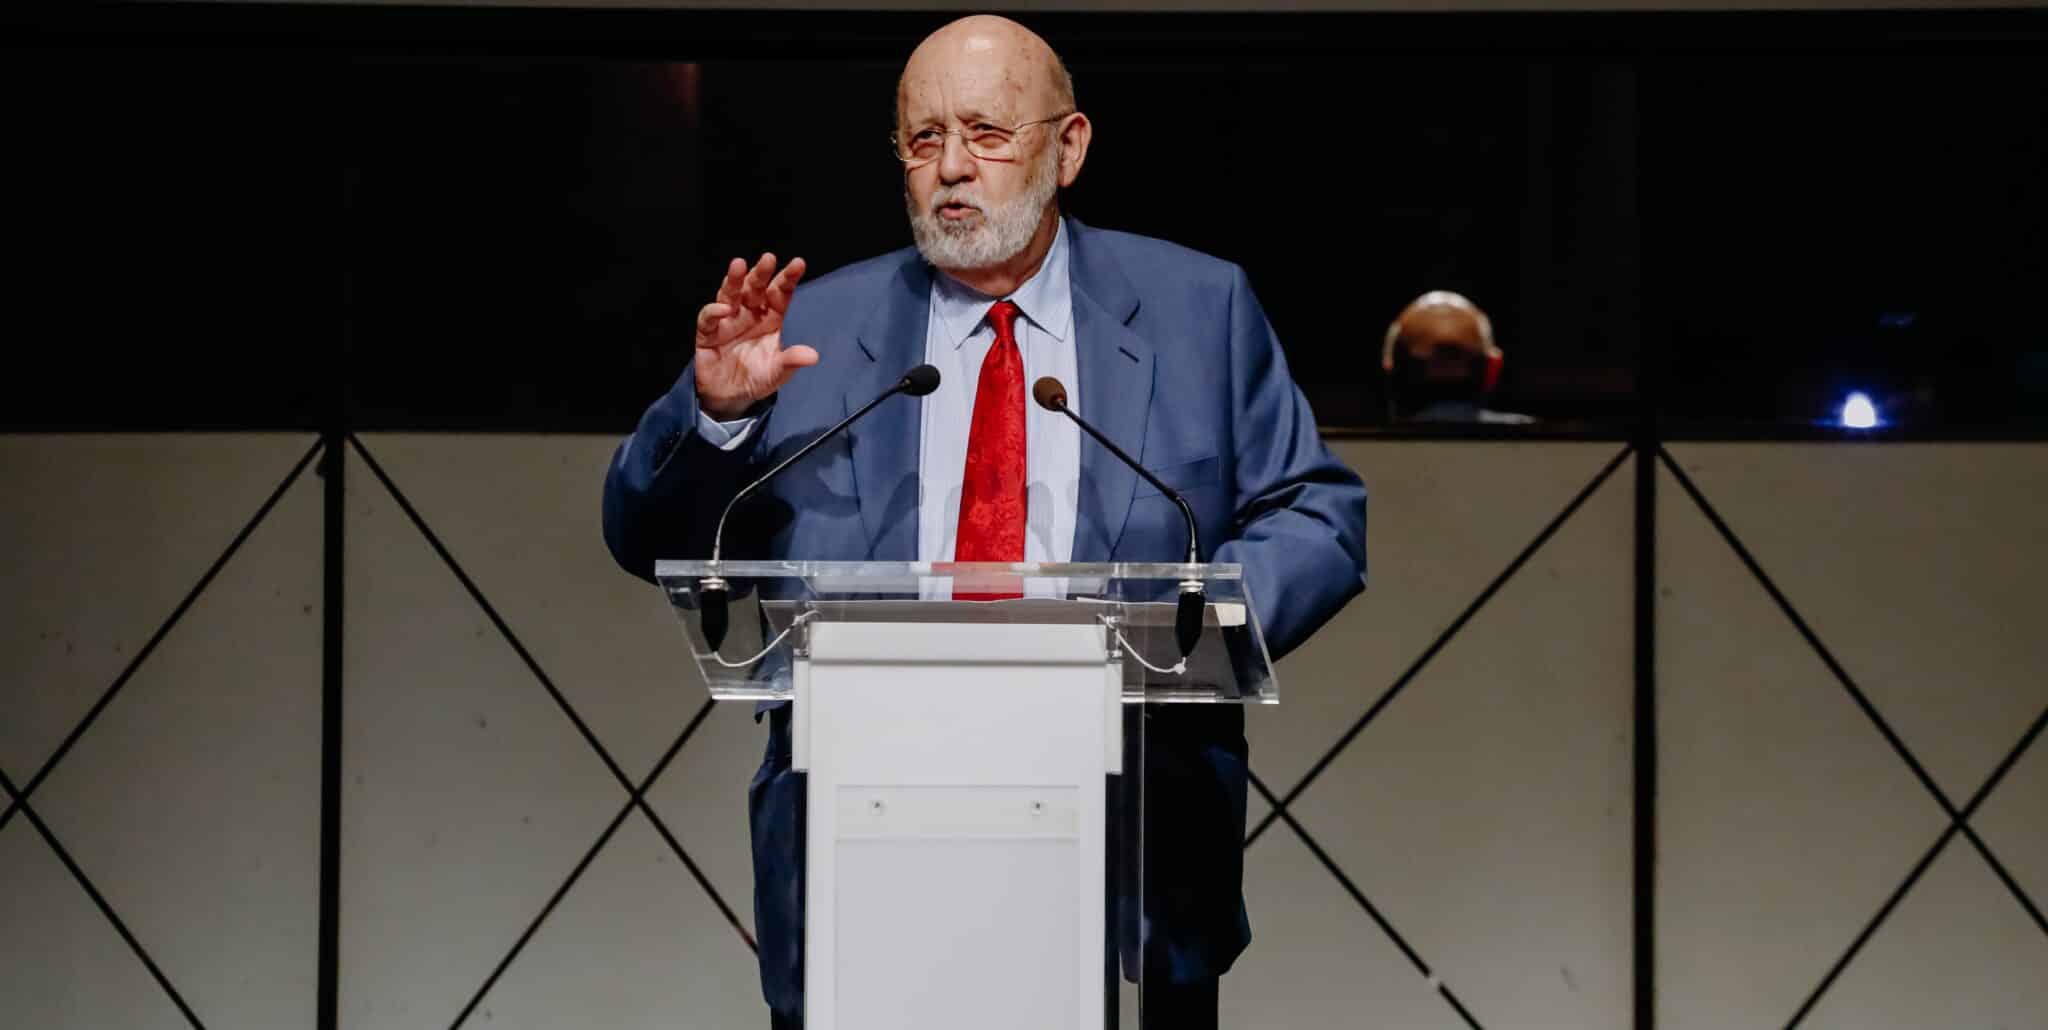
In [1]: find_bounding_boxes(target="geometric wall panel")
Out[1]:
[340,446,624,1030]
[1657,460,1957,1030]
[1224,826,1468,1030]
[466,814,767,1028]
[1253,441,1629,794]
[0,433,319,782]
[13,428,2043,1030]
[1799,841,2048,1029]
[356,434,758,941]
[1663,443,2048,802]
[0,823,191,1030]
[644,700,765,941]
[349,434,700,782]
[1974,726,2048,926]
[30,463,322,1030]
[1285,465,1633,1030]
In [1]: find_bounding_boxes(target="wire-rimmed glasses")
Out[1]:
[890,112,1074,168]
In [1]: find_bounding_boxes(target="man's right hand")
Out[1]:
[694,253,818,420]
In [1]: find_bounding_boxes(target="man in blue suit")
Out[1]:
[603,15,1366,1028]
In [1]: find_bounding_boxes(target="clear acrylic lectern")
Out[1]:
[655,560,1277,1030]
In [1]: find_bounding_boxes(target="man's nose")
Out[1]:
[937,132,977,184]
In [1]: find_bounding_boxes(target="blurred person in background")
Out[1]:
[1382,290,1532,425]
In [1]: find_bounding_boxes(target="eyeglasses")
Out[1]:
[890,112,1074,168]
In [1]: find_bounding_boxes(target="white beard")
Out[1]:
[906,141,1060,273]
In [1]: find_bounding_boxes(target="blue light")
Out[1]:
[1839,392,1881,429]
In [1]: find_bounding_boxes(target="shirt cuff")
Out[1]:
[695,408,759,452]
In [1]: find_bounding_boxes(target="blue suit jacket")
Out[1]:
[603,217,1367,1015]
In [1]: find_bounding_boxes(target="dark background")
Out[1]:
[5,5,2046,434]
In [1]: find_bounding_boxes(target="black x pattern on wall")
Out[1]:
[6,433,2045,1029]
[0,437,325,1030]
[1656,451,2048,1028]
[1240,443,1635,1030]
[342,434,759,1030]
[1231,439,2048,1030]
[0,433,763,1030]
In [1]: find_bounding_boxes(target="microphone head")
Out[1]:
[900,364,942,397]
[1032,376,1069,412]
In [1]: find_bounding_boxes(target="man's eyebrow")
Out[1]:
[906,108,1005,130]
[935,107,1005,126]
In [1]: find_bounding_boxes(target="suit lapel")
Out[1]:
[846,254,930,561]
[1065,219,1152,563]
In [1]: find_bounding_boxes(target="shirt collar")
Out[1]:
[929,217,1074,349]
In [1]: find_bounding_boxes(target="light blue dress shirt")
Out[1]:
[698,219,1082,566]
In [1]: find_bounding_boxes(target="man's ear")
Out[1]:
[1056,112,1092,188]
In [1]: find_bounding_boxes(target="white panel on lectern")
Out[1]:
[836,838,1080,1030]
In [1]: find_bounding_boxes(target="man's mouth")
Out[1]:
[938,201,981,220]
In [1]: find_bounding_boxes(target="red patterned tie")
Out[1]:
[954,300,1026,598]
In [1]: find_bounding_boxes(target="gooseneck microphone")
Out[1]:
[1031,376,1207,658]
[699,363,941,651]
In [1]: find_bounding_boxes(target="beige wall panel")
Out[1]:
[1117,975,1140,1028]
[1663,443,2048,802]
[644,700,764,939]
[1802,844,2048,1028]
[470,814,767,1029]
[30,469,322,1029]
[0,823,190,1030]
[351,434,700,781]
[1253,440,1628,793]
[1657,463,1951,1029]
[1973,728,2048,916]
[0,433,316,777]
[1284,468,1632,1030]
[358,433,757,935]
[1226,827,1467,1030]
[341,448,625,1030]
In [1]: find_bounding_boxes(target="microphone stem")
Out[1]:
[710,381,907,564]
[1052,404,1201,565]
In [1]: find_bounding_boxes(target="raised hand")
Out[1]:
[694,253,818,420]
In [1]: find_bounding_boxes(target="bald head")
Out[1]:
[897,15,1075,130]
[1383,291,1498,373]
[895,15,1091,295]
